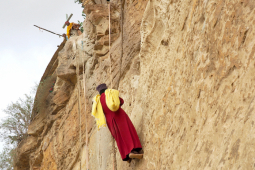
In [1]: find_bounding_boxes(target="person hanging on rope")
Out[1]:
[62,21,82,39]
[92,83,143,163]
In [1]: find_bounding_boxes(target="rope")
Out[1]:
[107,2,117,170]
[110,2,124,168]
[109,2,113,89]
[78,49,82,170]
[117,0,124,90]
[79,2,123,169]
[75,54,82,170]
[82,42,89,170]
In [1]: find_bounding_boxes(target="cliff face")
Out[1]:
[15,0,255,169]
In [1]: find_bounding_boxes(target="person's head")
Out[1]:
[65,21,70,26]
[96,83,108,95]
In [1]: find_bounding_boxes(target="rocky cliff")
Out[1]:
[15,0,255,169]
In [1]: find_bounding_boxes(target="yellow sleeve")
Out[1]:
[92,95,100,117]
[66,23,73,39]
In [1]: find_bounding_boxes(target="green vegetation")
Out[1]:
[0,75,56,169]
[0,94,33,144]
[74,0,86,33]
[0,91,34,170]
[74,0,83,4]
[78,12,86,33]
[33,75,56,118]
[0,146,16,170]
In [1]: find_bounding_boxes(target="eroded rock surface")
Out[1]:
[15,0,255,169]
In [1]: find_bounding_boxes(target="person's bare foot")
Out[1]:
[129,153,143,159]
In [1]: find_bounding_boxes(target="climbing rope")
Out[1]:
[109,1,113,89]
[117,0,124,90]
[75,52,82,170]
[82,41,89,170]
[107,2,117,170]
[107,1,126,169]
[80,1,123,169]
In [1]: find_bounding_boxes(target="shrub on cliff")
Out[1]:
[74,0,86,33]
[0,89,35,169]
[74,0,83,4]
[0,94,33,144]
[0,146,16,170]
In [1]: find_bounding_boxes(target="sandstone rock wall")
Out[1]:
[15,0,255,169]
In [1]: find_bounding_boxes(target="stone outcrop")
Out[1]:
[15,0,255,169]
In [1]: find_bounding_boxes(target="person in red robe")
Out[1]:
[96,84,143,162]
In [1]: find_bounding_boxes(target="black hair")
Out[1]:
[100,88,107,95]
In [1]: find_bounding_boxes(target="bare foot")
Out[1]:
[129,153,143,159]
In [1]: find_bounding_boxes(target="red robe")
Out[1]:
[100,93,142,160]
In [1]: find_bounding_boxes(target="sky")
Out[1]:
[0,0,84,149]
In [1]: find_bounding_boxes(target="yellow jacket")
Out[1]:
[91,89,120,130]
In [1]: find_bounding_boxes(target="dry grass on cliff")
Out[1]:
[32,73,57,119]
